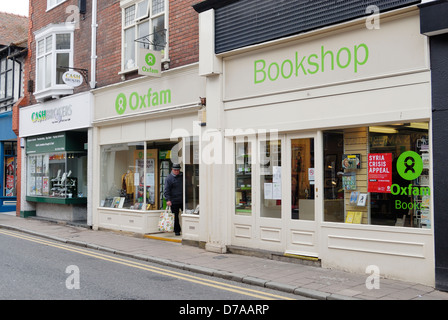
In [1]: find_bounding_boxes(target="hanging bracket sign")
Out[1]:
[138,48,161,77]
[62,70,84,87]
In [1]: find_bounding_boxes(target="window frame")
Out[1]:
[0,56,14,101]
[121,0,168,73]
[46,0,68,11]
[34,24,75,102]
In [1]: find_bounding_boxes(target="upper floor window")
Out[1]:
[121,0,167,72]
[34,24,75,101]
[0,57,13,101]
[47,0,67,11]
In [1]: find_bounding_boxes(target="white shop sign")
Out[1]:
[62,70,84,87]
[224,14,428,101]
[137,48,161,77]
[93,65,205,121]
[19,92,92,137]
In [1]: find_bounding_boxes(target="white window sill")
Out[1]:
[118,67,139,75]
[34,86,74,102]
[119,58,171,76]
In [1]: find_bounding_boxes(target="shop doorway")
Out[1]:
[284,133,320,257]
[231,133,320,257]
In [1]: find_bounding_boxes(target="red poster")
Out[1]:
[368,153,392,193]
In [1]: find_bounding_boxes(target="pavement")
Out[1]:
[1,212,448,300]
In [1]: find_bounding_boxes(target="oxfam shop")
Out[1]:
[220,9,434,285]
[92,65,204,239]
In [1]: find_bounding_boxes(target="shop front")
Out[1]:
[19,92,92,223]
[92,64,204,238]
[218,8,435,285]
[0,112,17,212]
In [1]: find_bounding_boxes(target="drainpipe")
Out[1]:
[90,0,97,89]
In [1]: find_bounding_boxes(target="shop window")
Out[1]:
[323,123,431,228]
[184,137,199,214]
[26,133,88,203]
[122,0,167,72]
[34,24,75,101]
[4,141,17,197]
[235,140,252,216]
[100,140,178,211]
[26,152,87,200]
[260,140,282,218]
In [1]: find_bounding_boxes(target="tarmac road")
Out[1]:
[0,229,305,302]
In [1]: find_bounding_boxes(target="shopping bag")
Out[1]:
[158,206,174,232]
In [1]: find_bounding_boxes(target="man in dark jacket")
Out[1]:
[164,163,183,235]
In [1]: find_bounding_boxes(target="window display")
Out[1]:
[26,132,88,203]
[260,140,281,218]
[100,143,145,210]
[26,151,87,201]
[4,141,16,197]
[235,141,252,215]
[323,123,431,228]
[100,141,180,211]
[184,137,199,214]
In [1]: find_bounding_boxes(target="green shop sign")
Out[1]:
[115,88,172,115]
[254,43,369,84]
[138,48,162,77]
[390,151,430,211]
[26,132,87,154]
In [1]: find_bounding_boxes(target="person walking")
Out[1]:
[164,163,183,235]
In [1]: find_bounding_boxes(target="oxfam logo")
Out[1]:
[397,151,423,181]
[115,93,127,115]
[145,53,156,66]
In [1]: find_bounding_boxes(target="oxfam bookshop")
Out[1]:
[91,64,204,238]
[19,92,92,222]
[220,8,435,285]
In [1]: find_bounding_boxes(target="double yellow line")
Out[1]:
[0,229,295,300]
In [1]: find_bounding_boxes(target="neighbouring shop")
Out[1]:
[204,7,435,285]
[0,112,17,212]
[92,64,203,239]
[0,138,17,212]
[19,92,92,222]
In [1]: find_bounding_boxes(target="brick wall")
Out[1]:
[95,0,122,87]
[25,0,201,97]
[168,0,200,69]
[26,0,93,105]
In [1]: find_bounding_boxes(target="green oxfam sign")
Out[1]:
[145,53,156,66]
[391,151,430,211]
[396,151,423,181]
[115,88,172,115]
[138,48,161,77]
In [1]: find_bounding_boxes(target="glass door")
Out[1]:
[257,137,284,252]
[290,138,315,221]
[285,133,320,258]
